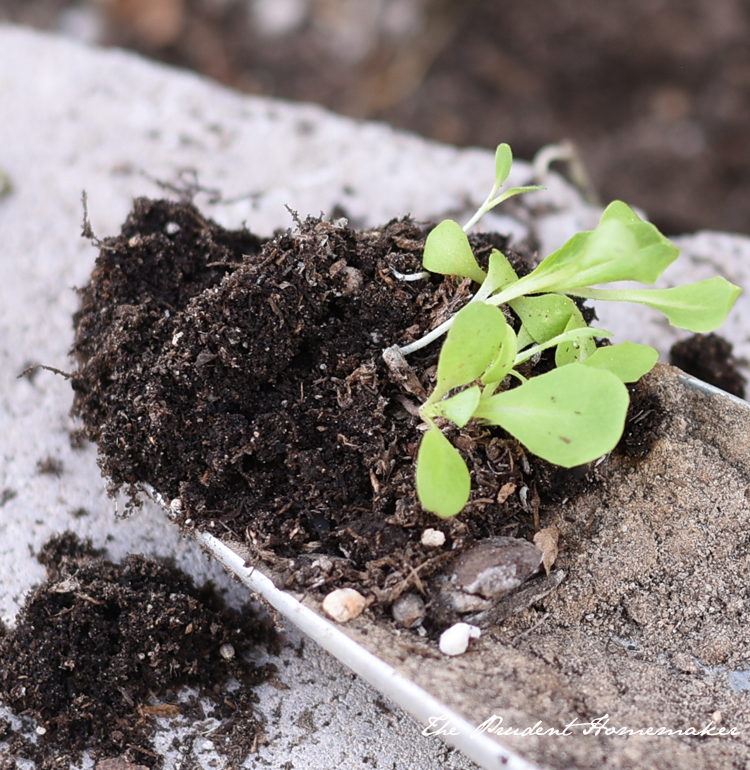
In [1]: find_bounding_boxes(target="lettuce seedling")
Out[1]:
[408,144,741,518]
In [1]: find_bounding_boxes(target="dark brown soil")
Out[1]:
[0,532,279,769]
[670,332,747,398]
[70,197,662,633]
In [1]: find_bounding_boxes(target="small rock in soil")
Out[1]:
[391,593,426,628]
[532,525,559,576]
[438,623,481,656]
[420,528,446,548]
[322,587,367,622]
[449,537,544,599]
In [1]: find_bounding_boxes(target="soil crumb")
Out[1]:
[670,332,746,398]
[0,532,278,769]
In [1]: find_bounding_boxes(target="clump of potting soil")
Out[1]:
[670,332,746,398]
[0,532,278,768]
[69,198,665,628]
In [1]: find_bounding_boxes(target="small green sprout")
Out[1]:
[409,144,741,518]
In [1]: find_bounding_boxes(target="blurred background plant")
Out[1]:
[2,0,749,235]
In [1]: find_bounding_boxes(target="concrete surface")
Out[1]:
[1,23,749,770]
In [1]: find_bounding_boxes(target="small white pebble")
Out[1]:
[169,498,182,514]
[322,587,366,623]
[712,710,723,724]
[421,528,446,548]
[219,643,235,661]
[439,622,481,656]
[35,726,47,735]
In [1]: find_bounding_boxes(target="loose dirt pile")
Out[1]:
[0,532,278,768]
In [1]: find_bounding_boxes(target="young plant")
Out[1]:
[410,144,741,518]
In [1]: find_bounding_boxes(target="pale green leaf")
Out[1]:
[491,202,680,303]
[514,327,611,367]
[509,294,582,343]
[474,249,518,301]
[492,185,546,206]
[494,143,513,188]
[516,324,535,351]
[431,302,507,402]
[600,200,679,277]
[416,427,471,518]
[555,307,596,366]
[482,324,518,385]
[473,364,629,467]
[570,277,742,333]
[553,201,679,288]
[423,220,487,283]
[581,342,659,382]
[432,386,481,427]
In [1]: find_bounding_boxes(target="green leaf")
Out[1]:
[431,302,508,402]
[492,185,546,206]
[570,277,742,333]
[509,294,582,343]
[507,294,596,365]
[423,220,487,283]
[482,324,518,385]
[432,386,481,427]
[528,218,637,291]
[555,307,596,366]
[516,324,535,351]
[554,201,680,288]
[581,342,659,382]
[490,202,680,304]
[514,326,611,367]
[463,143,544,232]
[494,143,513,188]
[600,200,679,280]
[473,364,629,468]
[416,427,471,518]
[474,249,519,301]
